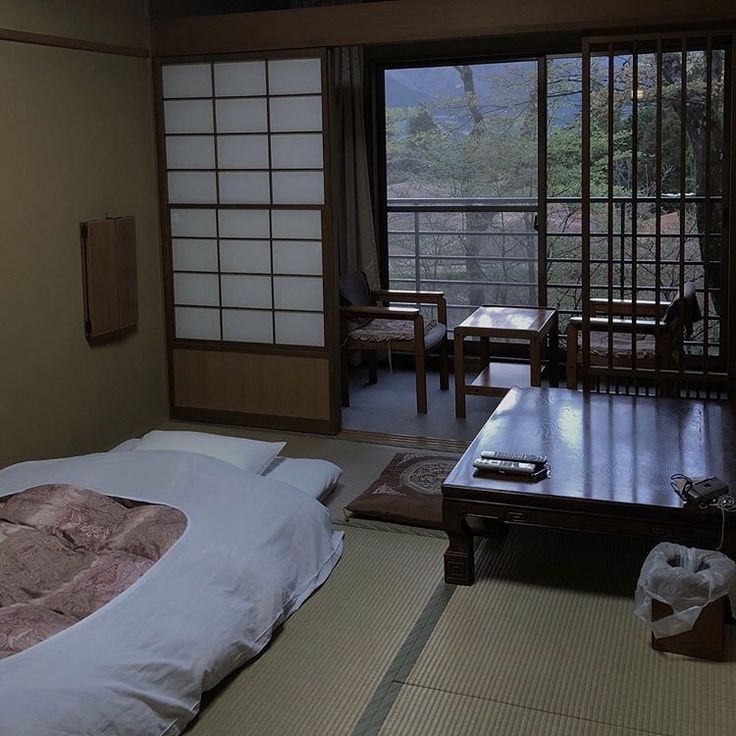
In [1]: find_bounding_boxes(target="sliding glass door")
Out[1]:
[383,59,540,330]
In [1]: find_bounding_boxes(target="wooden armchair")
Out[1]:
[566,283,699,390]
[338,272,449,414]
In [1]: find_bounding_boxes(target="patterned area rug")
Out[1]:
[344,452,459,529]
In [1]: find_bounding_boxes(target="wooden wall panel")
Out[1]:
[151,0,736,56]
[173,348,331,422]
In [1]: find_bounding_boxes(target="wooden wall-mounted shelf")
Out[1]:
[81,216,138,340]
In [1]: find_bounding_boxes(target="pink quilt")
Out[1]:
[0,484,186,659]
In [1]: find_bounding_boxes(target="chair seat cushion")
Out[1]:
[350,318,445,347]
[578,330,656,360]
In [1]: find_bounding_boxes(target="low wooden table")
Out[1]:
[442,387,736,585]
[453,306,558,418]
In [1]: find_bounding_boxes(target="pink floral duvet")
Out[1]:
[0,484,186,659]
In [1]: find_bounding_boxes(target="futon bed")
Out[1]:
[0,448,343,736]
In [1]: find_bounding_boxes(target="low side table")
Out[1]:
[454,306,559,418]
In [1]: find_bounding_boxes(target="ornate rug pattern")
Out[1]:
[344,452,460,529]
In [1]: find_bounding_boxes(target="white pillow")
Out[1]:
[109,438,142,452]
[133,430,285,474]
[263,457,342,501]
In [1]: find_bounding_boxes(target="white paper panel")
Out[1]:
[217,135,269,169]
[272,171,324,205]
[221,275,272,308]
[275,311,324,347]
[272,241,322,275]
[166,136,215,169]
[273,276,323,311]
[216,98,267,133]
[175,307,221,341]
[171,209,217,238]
[268,58,321,95]
[168,172,217,204]
[218,209,270,238]
[174,273,220,307]
[164,100,213,134]
[214,61,266,97]
[271,209,321,239]
[172,239,218,272]
[270,133,323,169]
[220,240,271,273]
[162,64,212,98]
[269,97,322,132]
[218,172,271,204]
[222,309,273,343]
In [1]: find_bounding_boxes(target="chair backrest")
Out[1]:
[663,281,701,337]
[338,271,374,307]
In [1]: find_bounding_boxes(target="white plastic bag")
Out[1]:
[634,542,736,639]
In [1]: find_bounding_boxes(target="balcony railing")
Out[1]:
[386,195,723,358]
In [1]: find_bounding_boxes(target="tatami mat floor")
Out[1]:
[160,424,736,736]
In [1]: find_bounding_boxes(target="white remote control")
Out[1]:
[473,457,538,476]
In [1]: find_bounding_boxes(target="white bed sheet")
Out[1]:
[0,450,343,736]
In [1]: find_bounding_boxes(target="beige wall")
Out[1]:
[0,0,149,48]
[0,2,167,467]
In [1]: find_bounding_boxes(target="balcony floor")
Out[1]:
[340,360,501,443]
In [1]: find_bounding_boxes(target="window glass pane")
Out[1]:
[162,64,211,98]
[268,58,321,95]
[269,97,322,132]
[216,98,268,133]
[164,100,213,134]
[272,241,322,275]
[217,135,269,168]
[222,309,273,343]
[166,136,215,169]
[214,61,266,97]
[270,133,323,169]
[172,239,218,272]
[171,208,217,238]
[218,171,271,204]
[220,274,272,308]
[385,60,539,327]
[272,171,324,204]
[174,273,220,306]
[271,209,321,239]
[218,209,270,238]
[168,172,217,204]
[175,307,220,340]
[274,312,324,346]
[220,240,271,273]
[273,276,323,311]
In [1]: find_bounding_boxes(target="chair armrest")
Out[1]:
[373,289,444,303]
[568,315,659,334]
[340,305,420,320]
[373,290,447,325]
[590,299,667,318]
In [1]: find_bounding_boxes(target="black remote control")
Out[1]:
[473,458,538,476]
[480,450,547,466]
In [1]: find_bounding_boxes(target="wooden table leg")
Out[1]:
[443,500,475,584]
[548,312,560,388]
[530,336,542,387]
[454,332,466,418]
[444,531,475,585]
[479,335,490,368]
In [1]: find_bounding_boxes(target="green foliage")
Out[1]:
[385,54,725,331]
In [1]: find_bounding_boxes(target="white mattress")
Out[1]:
[0,450,343,736]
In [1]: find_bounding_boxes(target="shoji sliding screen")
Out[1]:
[580,32,735,398]
[155,52,339,431]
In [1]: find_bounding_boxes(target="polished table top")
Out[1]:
[454,306,557,337]
[443,387,736,513]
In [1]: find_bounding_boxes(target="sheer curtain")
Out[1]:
[329,46,380,289]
